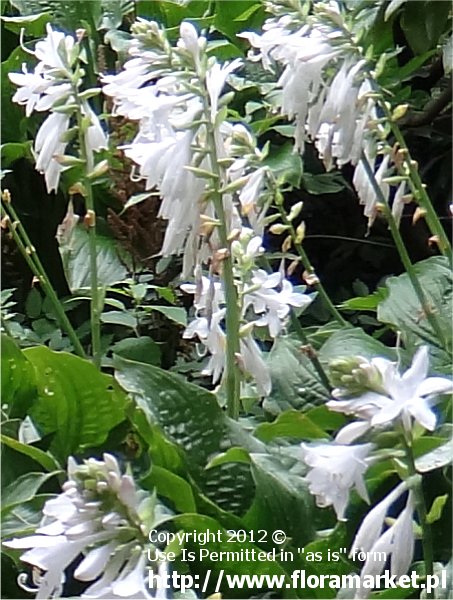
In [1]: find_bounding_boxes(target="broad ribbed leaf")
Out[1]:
[24,347,127,461]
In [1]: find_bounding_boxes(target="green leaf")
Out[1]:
[1,494,51,541]
[149,305,187,326]
[25,287,42,319]
[214,0,265,44]
[301,172,346,194]
[206,447,251,469]
[255,410,329,443]
[426,494,449,525]
[265,335,330,416]
[0,142,33,166]
[1,434,60,473]
[320,327,396,362]
[340,287,388,311]
[60,224,129,292]
[2,471,59,514]
[101,310,137,329]
[114,356,263,516]
[2,11,51,36]
[377,256,452,367]
[112,337,161,366]
[141,465,197,514]
[401,0,451,54]
[415,439,453,472]
[244,453,315,547]
[304,405,346,432]
[1,46,29,143]
[24,346,127,461]
[1,334,36,419]
[264,142,303,188]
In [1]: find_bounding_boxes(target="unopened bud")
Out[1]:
[84,209,96,228]
[270,223,289,235]
[391,104,409,121]
[303,270,320,286]
[295,222,306,244]
[282,234,292,253]
[412,207,427,224]
[288,201,303,222]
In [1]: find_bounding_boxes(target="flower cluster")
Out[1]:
[302,346,452,593]
[328,346,453,442]
[241,1,412,227]
[103,20,270,276]
[9,25,107,192]
[4,454,168,599]
[182,228,312,396]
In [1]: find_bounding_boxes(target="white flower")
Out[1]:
[240,333,272,396]
[245,269,312,337]
[3,454,164,599]
[391,180,407,226]
[206,59,242,122]
[328,346,453,434]
[350,484,415,599]
[238,167,266,215]
[9,25,106,193]
[301,442,374,520]
[34,112,70,192]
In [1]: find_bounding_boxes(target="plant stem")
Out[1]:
[74,91,102,368]
[1,196,86,358]
[289,311,332,390]
[377,100,452,260]
[275,203,348,327]
[360,153,448,349]
[402,433,434,597]
[201,109,241,419]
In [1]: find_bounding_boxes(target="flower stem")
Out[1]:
[1,193,86,358]
[289,311,332,390]
[402,433,434,597]
[202,113,241,419]
[360,153,448,349]
[275,202,348,327]
[74,94,102,368]
[377,100,452,260]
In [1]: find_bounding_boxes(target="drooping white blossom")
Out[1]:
[9,24,107,192]
[301,442,374,520]
[4,454,168,599]
[241,3,412,227]
[350,483,415,599]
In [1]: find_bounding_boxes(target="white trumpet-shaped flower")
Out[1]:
[350,483,415,599]
[301,442,374,520]
[4,455,167,599]
[328,346,453,436]
[9,25,106,192]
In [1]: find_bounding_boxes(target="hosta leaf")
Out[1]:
[254,410,329,443]
[1,334,36,419]
[377,256,452,369]
[114,356,263,516]
[265,335,330,416]
[244,453,315,547]
[24,347,127,461]
[60,224,129,293]
[0,435,60,473]
[320,327,396,362]
[2,472,59,514]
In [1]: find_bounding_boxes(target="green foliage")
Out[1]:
[22,346,128,461]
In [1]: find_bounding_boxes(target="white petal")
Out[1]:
[417,376,453,397]
[335,421,370,444]
[75,542,117,582]
[390,492,415,577]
